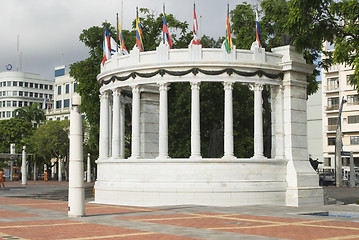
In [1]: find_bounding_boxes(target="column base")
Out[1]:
[190,155,202,160]
[222,155,237,160]
[156,155,170,160]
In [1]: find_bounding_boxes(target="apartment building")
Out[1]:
[322,61,358,169]
[46,66,80,121]
[0,71,54,120]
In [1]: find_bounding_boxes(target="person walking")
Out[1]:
[0,170,5,188]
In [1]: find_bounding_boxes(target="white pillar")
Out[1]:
[251,83,264,158]
[99,92,110,159]
[131,85,141,159]
[223,81,235,159]
[33,161,37,181]
[158,82,170,159]
[120,100,126,158]
[68,106,85,217]
[108,98,113,157]
[190,81,202,159]
[112,88,121,158]
[58,156,62,182]
[87,153,91,182]
[21,146,27,185]
[271,85,284,159]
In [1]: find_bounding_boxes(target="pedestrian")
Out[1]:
[0,169,5,188]
[44,171,48,181]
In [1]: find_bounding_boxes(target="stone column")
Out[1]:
[251,83,264,158]
[190,81,202,159]
[223,81,235,159]
[131,85,141,159]
[108,97,113,157]
[271,85,284,159]
[99,92,110,159]
[120,100,126,158]
[158,82,170,159]
[87,153,91,182]
[112,88,121,158]
[58,156,62,182]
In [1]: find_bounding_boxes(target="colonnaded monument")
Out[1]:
[94,41,324,207]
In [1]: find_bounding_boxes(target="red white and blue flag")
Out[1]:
[191,3,201,45]
[255,10,261,47]
[102,27,111,65]
[162,11,173,49]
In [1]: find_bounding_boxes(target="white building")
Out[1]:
[46,66,80,121]
[307,82,323,163]
[322,61,358,168]
[0,71,53,120]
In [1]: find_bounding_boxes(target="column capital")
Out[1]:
[112,88,121,96]
[223,81,234,91]
[131,85,141,94]
[99,91,110,100]
[158,82,170,92]
[190,81,201,91]
[250,83,264,92]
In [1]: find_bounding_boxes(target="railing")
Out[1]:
[326,84,339,91]
[347,101,359,106]
[326,104,339,111]
[327,125,337,131]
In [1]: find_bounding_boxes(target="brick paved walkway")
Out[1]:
[1,182,359,239]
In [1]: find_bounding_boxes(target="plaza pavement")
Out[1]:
[1,181,359,240]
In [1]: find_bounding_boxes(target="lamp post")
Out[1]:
[68,95,85,217]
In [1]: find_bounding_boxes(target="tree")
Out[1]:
[13,103,46,126]
[286,0,359,87]
[0,119,34,153]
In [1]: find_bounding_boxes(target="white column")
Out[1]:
[112,88,121,158]
[251,83,264,158]
[21,146,27,185]
[158,82,170,159]
[33,161,37,181]
[87,153,91,182]
[272,85,284,159]
[190,81,202,159]
[58,156,62,182]
[223,81,235,159]
[108,98,113,157]
[131,85,141,159]
[99,92,110,159]
[68,106,85,217]
[120,100,126,158]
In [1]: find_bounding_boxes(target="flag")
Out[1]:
[136,8,144,51]
[255,10,261,47]
[102,27,111,65]
[42,96,46,109]
[111,37,117,55]
[162,11,173,48]
[117,15,128,55]
[224,5,233,53]
[191,3,201,45]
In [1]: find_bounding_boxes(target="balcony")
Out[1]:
[326,104,339,111]
[326,84,339,91]
[327,125,337,131]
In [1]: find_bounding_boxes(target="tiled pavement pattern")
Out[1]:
[1,182,359,239]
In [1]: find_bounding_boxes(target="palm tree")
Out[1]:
[13,103,46,126]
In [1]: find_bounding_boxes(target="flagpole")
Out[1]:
[163,4,165,44]
[116,13,119,52]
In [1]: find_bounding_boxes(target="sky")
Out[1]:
[0,0,258,81]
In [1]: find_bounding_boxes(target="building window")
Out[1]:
[351,136,359,145]
[29,92,33,97]
[56,100,62,109]
[327,97,339,110]
[18,101,22,107]
[0,82,2,87]
[49,85,53,90]
[56,117,61,121]
[49,118,53,121]
[12,101,17,107]
[328,137,336,146]
[347,74,354,85]
[7,81,11,86]
[2,101,5,107]
[34,93,38,98]
[24,82,28,87]
[40,84,43,89]
[24,102,28,106]
[64,99,70,108]
[12,91,17,96]
[19,82,23,87]
[34,83,38,88]
[29,83,33,88]
[57,85,62,95]
[64,116,68,120]
[39,93,43,98]
[74,82,77,92]
[65,84,70,94]
[13,81,17,86]
[24,92,28,97]
[2,112,4,118]
[49,94,53,99]
[328,117,338,131]
[6,111,11,118]
[6,101,11,107]
[44,84,48,90]
[347,94,359,105]
[348,115,359,124]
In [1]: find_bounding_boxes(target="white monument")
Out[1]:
[94,42,323,207]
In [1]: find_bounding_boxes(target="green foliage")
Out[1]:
[13,103,45,126]
[0,119,34,153]
[286,0,359,90]
[27,120,70,165]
